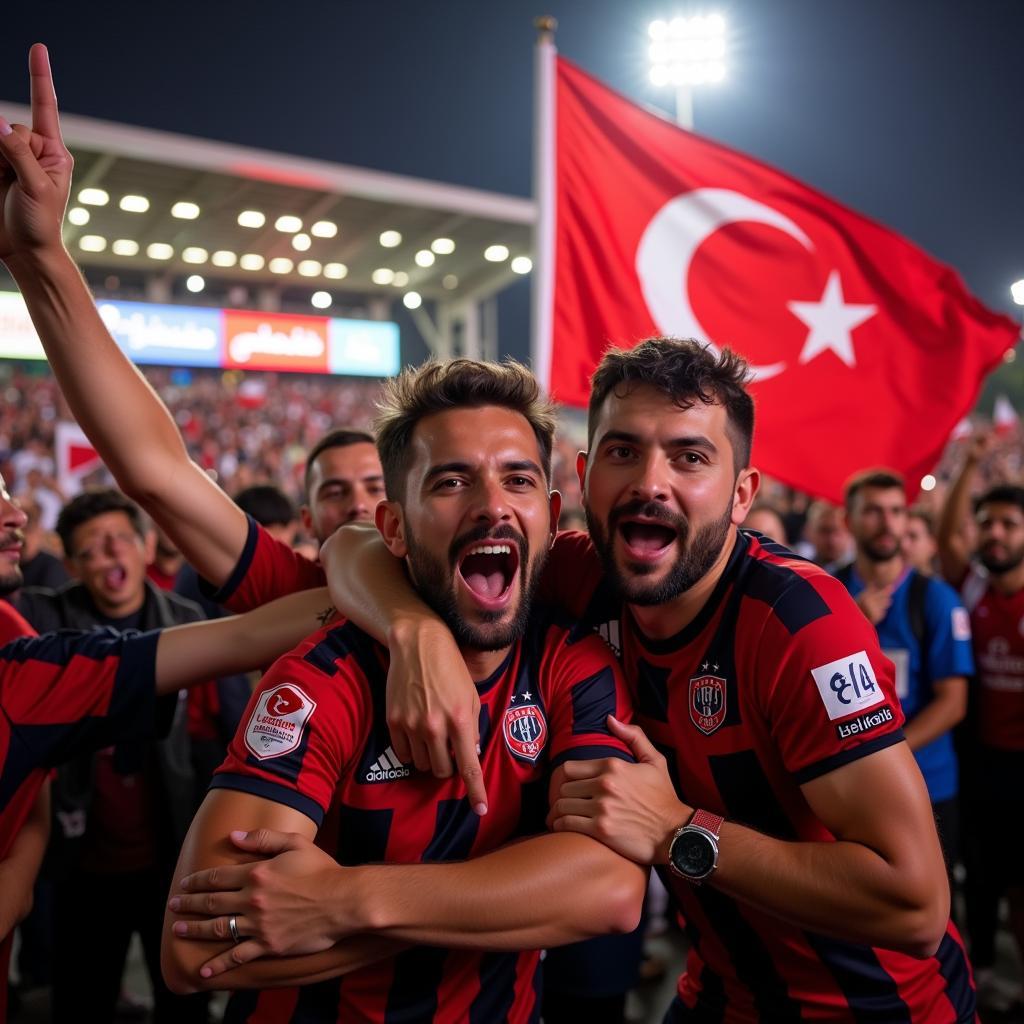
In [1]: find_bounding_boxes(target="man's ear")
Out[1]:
[576,451,588,493]
[299,504,314,535]
[548,490,563,543]
[732,467,760,526]
[375,500,408,558]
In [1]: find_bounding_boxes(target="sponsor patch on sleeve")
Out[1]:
[244,683,317,761]
[834,704,896,740]
[951,606,972,642]
[810,650,885,721]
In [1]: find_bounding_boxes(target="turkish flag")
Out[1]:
[547,57,1019,502]
[55,420,103,496]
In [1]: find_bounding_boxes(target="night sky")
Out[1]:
[3,1,1022,364]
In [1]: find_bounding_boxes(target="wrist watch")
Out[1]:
[667,809,724,884]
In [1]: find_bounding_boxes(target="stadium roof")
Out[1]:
[2,104,536,313]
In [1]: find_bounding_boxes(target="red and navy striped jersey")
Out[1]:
[0,628,160,1020]
[0,601,36,648]
[203,515,325,614]
[543,530,976,1023]
[212,606,632,1024]
[960,567,1024,751]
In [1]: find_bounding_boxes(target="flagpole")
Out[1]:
[531,15,557,392]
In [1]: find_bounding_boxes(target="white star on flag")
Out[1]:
[788,270,877,368]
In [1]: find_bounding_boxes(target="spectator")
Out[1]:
[903,505,939,574]
[804,499,853,571]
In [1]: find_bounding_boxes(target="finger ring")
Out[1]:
[228,915,241,944]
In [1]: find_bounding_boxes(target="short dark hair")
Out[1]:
[587,338,754,471]
[303,428,376,499]
[975,484,1024,517]
[374,359,556,502]
[234,485,296,528]
[56,488,146,557]
[843,469,905,511]
[907,504,935,535]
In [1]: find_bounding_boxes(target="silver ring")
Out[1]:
[228,915,241,944]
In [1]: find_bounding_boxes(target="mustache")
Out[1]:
[449,523,527,566]
[608,499,686,535]
[0,529,25,548]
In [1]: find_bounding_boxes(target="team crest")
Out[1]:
[689,673,727,735]
[503,703,548,762]
[244,683,317,761]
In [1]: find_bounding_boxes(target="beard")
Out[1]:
[586,498,733,606]
[979,542,1024,576]
[0,529,25,596]
[404,522,546,652]
[859,533,901,563]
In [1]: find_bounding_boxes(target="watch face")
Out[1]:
[671,829,715,878]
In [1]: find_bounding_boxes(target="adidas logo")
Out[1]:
[364,746,412,783]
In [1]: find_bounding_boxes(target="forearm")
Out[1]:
[707,821,946,956]
[322,524,440,644]
[347,833,645,950]
[177,934,404,993]
[7,248,190,495]
[903,681,967,751]
[936,456,976,580]
[155,588,335,693]
[0,782,50,939]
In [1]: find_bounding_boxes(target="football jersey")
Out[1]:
[961,567,1024,751]
[0,628,160,1020]
[212,606,632,1024]
[202,515,325,613]
[0,601,36,648]
[543,530,975,1023]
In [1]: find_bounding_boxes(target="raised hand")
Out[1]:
[0,44,73,264]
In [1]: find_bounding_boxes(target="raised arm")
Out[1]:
[936,433,988,583]
[153,587,334,695]
[321,524,485,806]
[0,46,248,587]
[161,789,403,994]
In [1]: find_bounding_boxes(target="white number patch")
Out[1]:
[951,607,972,642]
[811,651,885,720]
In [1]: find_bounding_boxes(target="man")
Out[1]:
[837,470,972,867]
[803,499,853,572]
[0,471,338,1018]
[161,359,645,1022]
[937,434,1024,1008]
[742,502,788,545]
[322,339,975,1020]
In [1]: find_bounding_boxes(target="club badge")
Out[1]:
[689,672,727,735]
[244,683,317,761]
[503,703,548,762]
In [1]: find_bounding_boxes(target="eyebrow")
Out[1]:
[600,430,718,454]
[317,472,384,491]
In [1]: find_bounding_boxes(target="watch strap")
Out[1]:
[689,809,724,837]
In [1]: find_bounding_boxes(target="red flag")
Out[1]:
[55,420,103,496]
[993,395,1019,437]
[545,56,1019,502]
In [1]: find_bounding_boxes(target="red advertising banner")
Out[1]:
[222,310,331,373]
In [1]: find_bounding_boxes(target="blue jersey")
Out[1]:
[842,568,974,801]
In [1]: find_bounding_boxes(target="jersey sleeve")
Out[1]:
[210,633,366,827]
[537,531,606,620]
[757,575,906,783]
[200,514,326,613]
[3,628,160,767]
[924,579,975,680]
[0,601,37,646]
[539,622,634,770]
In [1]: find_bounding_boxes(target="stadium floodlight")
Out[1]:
[78,188,109,206]
[311,291,332,309]
[119,194,150,213]
[414,249,435,267]
[403,291,423,310]
[67,207,90,226]
[442,274,458,290]
[372,268,395,285]
[1012,280,1024,306]
[238,210,266,229]
[172,201,201,220]
[920,474,937,492]
[146,243,174,260]
[79,235,107,252]
[182,247,209,264]
[298,260,323,277]
[268,257,294,274]
[212,250,238,267]
[275,215,303,233]
[648,12,726,127]
[324,262,348,280]
[484,244,510,263]
[379,230,402,248]
[186,275,205,293]
[511,256,533,275]
[431,237,455,255]
[291,233,312,252]
[112,239,139,256]
[311,220,338,238]
[392,271,410,287]
[239,253,265,271]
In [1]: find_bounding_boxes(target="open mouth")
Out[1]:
[457,541,520,611]
[103,566,128,589]
[618,520,678,562]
